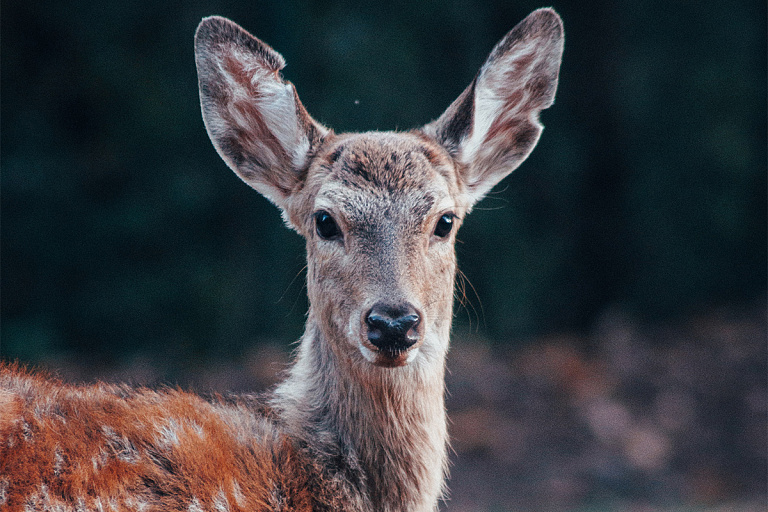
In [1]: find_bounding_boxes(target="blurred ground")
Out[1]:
[28,302,766,512]
[445,302,766,511]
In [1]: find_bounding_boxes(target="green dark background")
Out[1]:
[1,1,766,510]
[3,0,764,365]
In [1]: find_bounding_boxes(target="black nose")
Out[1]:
[365,302,421,353]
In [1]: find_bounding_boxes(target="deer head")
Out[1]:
[194,9,563,371]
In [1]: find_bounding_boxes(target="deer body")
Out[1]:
[0,9,563,512]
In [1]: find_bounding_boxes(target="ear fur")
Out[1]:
[194,16,329,211]
[423,8,564,206]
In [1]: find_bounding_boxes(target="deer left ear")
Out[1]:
[423,8,564,207]
[194,16,329,212]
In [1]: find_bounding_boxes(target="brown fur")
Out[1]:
[1,9,563,512]
[0,364,314,511]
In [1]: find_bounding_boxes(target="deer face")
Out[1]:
[194,10,563,368]
[292,133,467,367]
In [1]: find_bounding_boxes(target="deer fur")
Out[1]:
[0,9,563,512]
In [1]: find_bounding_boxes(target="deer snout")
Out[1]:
[364,302,422,354]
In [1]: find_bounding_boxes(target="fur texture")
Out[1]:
[0,9,563,511]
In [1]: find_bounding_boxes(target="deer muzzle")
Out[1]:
[361,301,424,367]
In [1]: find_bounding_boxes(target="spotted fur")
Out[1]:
[1,9,563,512]
[0,364,314,511]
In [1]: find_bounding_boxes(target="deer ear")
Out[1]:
[194,16,329,210]
[423,8,563,207]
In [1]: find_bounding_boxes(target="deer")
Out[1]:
[0,8,563,512]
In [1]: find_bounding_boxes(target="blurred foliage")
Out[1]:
[2,0,766,365]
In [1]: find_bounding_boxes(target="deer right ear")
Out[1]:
[194,17,329,211]
[423,8,564,208]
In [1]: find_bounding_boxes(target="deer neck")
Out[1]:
[273,313,450,512]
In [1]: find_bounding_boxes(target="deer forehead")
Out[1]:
[310,133,463,227]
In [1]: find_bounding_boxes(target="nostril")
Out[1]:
[397,314,420,336]
[365,303,422,352]
[365,314,388,342]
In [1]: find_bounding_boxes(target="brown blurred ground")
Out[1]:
[32,302,766,512]
[445,302,766,511]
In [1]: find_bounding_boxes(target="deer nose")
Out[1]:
[365,302,421,353]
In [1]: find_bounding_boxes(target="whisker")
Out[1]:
[455,269,484,332]
[277,264,308,317]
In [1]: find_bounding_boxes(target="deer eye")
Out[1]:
[434,214,454,238]
[315,211,341,240]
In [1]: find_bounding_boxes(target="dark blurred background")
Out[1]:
[1,1,765,510]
